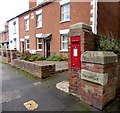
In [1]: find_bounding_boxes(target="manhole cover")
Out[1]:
[23,100,38,110]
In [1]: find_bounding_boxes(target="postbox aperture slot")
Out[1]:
[72,41,79,43]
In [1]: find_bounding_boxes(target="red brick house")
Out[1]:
[19,0,92,57]
[6,0,120,57]
[0,24,9,49]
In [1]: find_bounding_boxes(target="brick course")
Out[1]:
[12,59,55,79]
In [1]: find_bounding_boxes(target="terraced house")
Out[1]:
[0,24,9,49]
[6,0,120,57]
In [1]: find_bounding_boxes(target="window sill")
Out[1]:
[60,50,68,53]
[36,26,42,29]
[36,49,42,52]
[25,29,29,32]
[26,49,29,51]
[59,19,70,24]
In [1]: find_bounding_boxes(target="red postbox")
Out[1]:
[70,36,81,69]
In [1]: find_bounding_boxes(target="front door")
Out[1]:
[46,39,50,58]
[21,41,24,53]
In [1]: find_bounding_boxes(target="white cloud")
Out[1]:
[0,0,29,31]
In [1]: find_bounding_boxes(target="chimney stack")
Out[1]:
[29,0,37,9]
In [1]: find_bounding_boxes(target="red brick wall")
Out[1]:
[97,2,119,39]
[19,2,91,56]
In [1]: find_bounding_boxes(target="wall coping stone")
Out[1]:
[82,51,118,64]
[69,22,92,31]
[81,69,108,86]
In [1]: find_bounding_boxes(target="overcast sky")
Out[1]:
[0,0,29,31]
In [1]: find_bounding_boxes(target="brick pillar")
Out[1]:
[81,51,118,110]
[6,50,11,63]
[10,50,17,61]
[68,23,95,96]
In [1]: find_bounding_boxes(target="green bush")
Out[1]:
[96,35,120,53]
[19,54,40,61]
[46,54,63,61]
[36,57,46,61]
[19,55,30,61]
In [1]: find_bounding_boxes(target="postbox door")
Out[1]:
[70,37,81,69]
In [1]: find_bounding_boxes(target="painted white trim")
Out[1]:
[90,17,93,22]
[24,15,29,20]
[36,33,42,37]
[20,38,24,41]
[90,0,98,34]
[59,0,70,5]
[59,29,69,35]
[90,9,94,14]
[59,19,70,24]
[24,35,29,39]
[36,9,43,15]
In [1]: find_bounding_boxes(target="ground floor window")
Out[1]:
[26,39,29,50]
[37,38,42,51]
[61,34,69,51]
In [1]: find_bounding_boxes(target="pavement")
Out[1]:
[1,63,119,112]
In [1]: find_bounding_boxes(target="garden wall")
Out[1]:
[11,59,55,79]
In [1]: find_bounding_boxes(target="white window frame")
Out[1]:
[24,15,29,31]
[59,29,69,52]
[60,3,70,23]
[36,9,42,28]
[60,34,69,52]
[26,39,30,50]
[36,14,42,28]
[37,38,42,51]
[25,36,30,50]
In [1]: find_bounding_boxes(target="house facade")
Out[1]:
[0,24,9,49]
[19,0,92,57]
[4,0,120,57]
[7,17,20,51]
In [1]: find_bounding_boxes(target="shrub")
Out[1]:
[19,55,30,61]
[36,57,46,61]
[22,51,31,56]
[96,35,120,53]
[46,54,63,61]
[62,55,68,61]
[19,54,40,61]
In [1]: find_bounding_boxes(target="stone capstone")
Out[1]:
[81,69,108,86]
[82,51,118,64]
[69,22,92,31]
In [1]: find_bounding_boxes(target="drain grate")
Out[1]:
[23,100,39,110]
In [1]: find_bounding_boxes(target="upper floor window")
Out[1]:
[13,21,16,34]
[61,3,70,22]
[36,14,42,28]
[25,19,29,31]
[24,15,29,31]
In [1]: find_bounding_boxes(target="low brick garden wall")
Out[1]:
[12,59,55,79]
[0,56,10,63]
